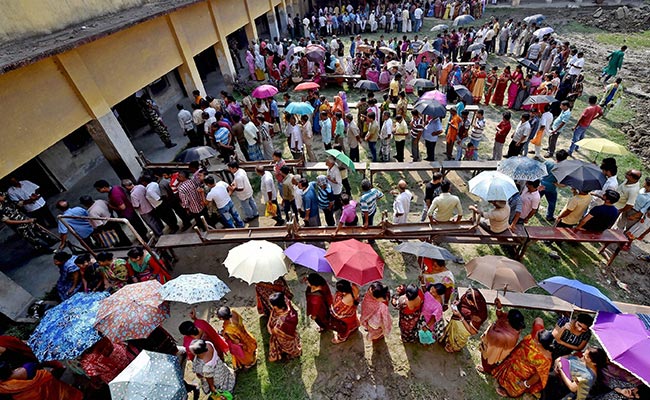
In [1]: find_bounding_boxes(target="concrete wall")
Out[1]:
[38,140,105,189]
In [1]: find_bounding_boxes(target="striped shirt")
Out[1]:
[214,127,230,145]
[410,116,424,139]
[317,184,334,210]
[470,118,485,141]
[178,176,205,214]
[360,188,384,215]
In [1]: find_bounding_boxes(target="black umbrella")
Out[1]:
[174,146,217,163]
[452,85,473,105]
[413,100,447,118]
[551,160,606,192]
[467,43,484,53]
[517,58,539,72]
[412,79,436,89]
[355,80,380,91]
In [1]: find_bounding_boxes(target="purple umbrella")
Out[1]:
[284,243,332,273]
[251,84,278,99]
[592,312,650,386]
[419,90,447,105]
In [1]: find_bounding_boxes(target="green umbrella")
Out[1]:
[325,149,356,173]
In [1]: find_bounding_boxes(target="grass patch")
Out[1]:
[596,31,650,48]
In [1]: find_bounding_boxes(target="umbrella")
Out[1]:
[173,146,217,163]
[95,280,170,342]
[395,241,456,261]
[413,100,447,118]
[325,239,384,286]
[497,156,548,181]
[524,14,546,25]
[306,44,326,52]
[305,44,326,62]
[28,292,108,362]
[355,80,380,91]
[592,312,650,386]
[109,350,185,400]
[453,15,475,26]
[159,273,230,304]
[538,276,621,313]
[431,24,449,32]
[284,243,332,273]
[416,51,439,65]
[386,60,401,69]
[533,27,554,38]
[357,44,373,53]
[464,256,537,293]
[252,84,279,99]
[523,95,558,105]
[224,240,288,284]
[325,149,357,172]
[452,85,473,105]
[419,90,447,105]
[575,138,630,156]
[517,58,539,72]
[552,159,606,192]
[468,171,518,201]
[292,46,305,54]
[412,79,436,89]
[285,101,315,115]
[467,43,484,53]
[294,81,320,91]
[379,46,397,55]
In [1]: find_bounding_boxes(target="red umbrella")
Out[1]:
[295,81,320,91]
[252,84,278,99]
[325,239,384,286]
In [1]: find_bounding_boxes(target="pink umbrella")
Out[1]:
[252,84,279,99]
[295,81,320,91]
[419,90,447,105]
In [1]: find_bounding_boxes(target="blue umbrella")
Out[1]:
[538,276,621,313]
[159,273,231,304]
[285,101,315,115]
[355,80,380,91]
[109,350,185,400]
[524,14,546,25]
[497,156,548,181]
[413,99,447,118]
[453,15,475,27]
[28,291,109,362]
[452,84,473,105]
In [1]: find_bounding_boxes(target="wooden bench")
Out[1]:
[441,160,499,177]
[368,161,442,183]
[522,227,629,265]
[296,161,367,177]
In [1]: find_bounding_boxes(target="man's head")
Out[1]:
[440,180,451,193]
[588,95,598,105]
[555,149,569,163]
[521,113,530,122]
[227,161,239,173]
[603,189,621,205]
[177,170,190,182]
[204,175,216,187]
[397,180,407,192]
[625,169,642,184]
[79,195,94,208]
[121,179,134,191]
[176,104,184,111]
[273,150,283,161]
[8,177,20,187]
[526,180,540,192]
[316,175,328,188]
[361,178,372,192]
[431,172,443,184]
[55,200,70,211]
[255,165,265,176]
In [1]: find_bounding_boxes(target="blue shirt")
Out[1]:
[360,188,384,216]
[321,118,332,144]
[552,109,572,133]
[583,204,619,232]
[214,127,230,145]
[540,160,557,193]
[269,100,279,119]
[349,40,355,58]
[58,207,94,238]
[303,183,319,214]
[56,256,81,301]
[633,189,650,214]
[422,118,442,142]
[317,183,334,209]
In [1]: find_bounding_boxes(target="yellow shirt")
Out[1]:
[390,80,400,97]
[366,121,379,142]
[559,194,592,226]
[394,120,409,141]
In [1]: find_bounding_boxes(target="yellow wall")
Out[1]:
[170,1,218,55]
[213,0,248,34]
[249,0,270,19]
[0,58,91,175]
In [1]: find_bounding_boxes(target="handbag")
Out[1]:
[96,229,119,248]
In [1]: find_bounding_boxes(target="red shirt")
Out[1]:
[577,105,602,127]
[495,120,512,143]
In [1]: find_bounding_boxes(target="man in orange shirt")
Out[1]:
[445,109,462,160]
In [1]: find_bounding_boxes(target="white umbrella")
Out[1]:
[109,350,185,400]
[468,171,518,201]
[224,240,288,284]
[159,273,230,304]
[386,60,401,69]
[533,27,554,38]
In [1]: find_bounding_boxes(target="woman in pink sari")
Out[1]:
[359,282,392,341]
[507,65,524,109]
[421,283,447,342]
[245,48,255,79]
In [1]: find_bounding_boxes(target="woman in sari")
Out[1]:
[312,65,322,88]
[0,364,82,400]
[507,65,524,109]
[421,283,447,342]
[477,298,526,374]
[378,67,391,91]
[484,66,499,104]
[472,65,487,104]
[492,324,553,398]
[391,284,424,343]
[267,292,302,362]
[189,339,236,395]
[442,288,488,352]
[95,251,130,293]
[305,273,333,332]
[126,246,170,283]
[332,96,345,117]
[298,55,309,80]
[513,73,532,111]
[255,277,294,317]
[0,337,37,368]
[245,48,255,79]
[359,282,392,341]
[492,66,511,106]
[217,306,257,370]
[330,279,360,344]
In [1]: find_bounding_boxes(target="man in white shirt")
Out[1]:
[379,110,393,162]
[533,105,554,158]
[7,177,57,228]
[255,165,284,225]
[303,17,310,37]
[203,112,216,135]
[391,180,413,224]
[201,175,244,228]
[615,169,642,230]
[326,156,343,208]
[228,161,258,222]
[140,175,179,233]
[176,104,194,147]
[79,195,132,246]
[191,103,205,146]
[567,51,585,82]
[289,116,303,159]
[506,113,531,158]
[427,180,463,223]
[413,7,423,32]
[330,36,339,53]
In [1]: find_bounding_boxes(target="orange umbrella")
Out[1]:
[295,81,320,91]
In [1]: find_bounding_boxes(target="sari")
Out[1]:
[222,310,257,370]
[492,334,551,397]
[0,370,82,400]
[478,311,521,372]
[0,336,37,366]
[255,277,294,316]
[484,71,498,104]
[127,252,170,283]
[471,70,487,103]
[421,292,445,341]
[99,258,130,292]
[245,50,255,78]
[507,71,523,109]
[492,70,511,106]
[267,303,301,362]
[443,288,487,352]
[306,285,333,331]
[359,291,392,341]
[394,290,424,343]
[330,291,360,341]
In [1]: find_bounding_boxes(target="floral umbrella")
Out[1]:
[109,350,185,400]
[95,280,170,342]
[159,273,230,304]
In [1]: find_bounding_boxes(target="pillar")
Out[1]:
[86,113,142,180]
[55,50,142,180]
[167,14,207,98]
[244,0,259,42]
[214,40,237,87]
[268,11,281,40]
[278,0,288,35]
